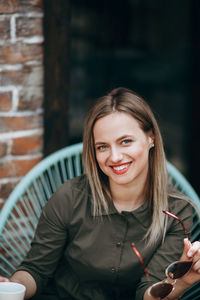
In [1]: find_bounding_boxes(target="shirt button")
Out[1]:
[116,242,121,247]
[111,268,116,273]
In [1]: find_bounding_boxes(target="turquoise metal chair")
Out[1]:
[0,143,83,277]
[0,142,199,299]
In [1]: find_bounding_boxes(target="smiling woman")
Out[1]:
[1,87,200,300]
[83,87,165,229]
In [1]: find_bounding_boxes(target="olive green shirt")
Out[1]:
[17,175,193,300]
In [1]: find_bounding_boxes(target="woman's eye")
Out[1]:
[96,145,107,151]
[122,139,132,145]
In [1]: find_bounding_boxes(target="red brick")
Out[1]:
[0,0,18,14]
[0,142,8,157]
[16,17,43,38]
[0,114,43,133]
[0,69,27,86]
[0,181,18,199]
[0,17,10,39]
[0,157,41,178]
[17,0,43,13]
[12,135,43,155]
[0,0,43,14]
[18,86,43,111]
[0,43,43,64]
[0,92,12,111]
[0,65,43,86]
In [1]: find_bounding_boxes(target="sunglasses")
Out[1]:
[131,210,192,299]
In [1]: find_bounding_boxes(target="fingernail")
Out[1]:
[188,250,193,257]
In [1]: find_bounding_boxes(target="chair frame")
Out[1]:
[0,143,83,236]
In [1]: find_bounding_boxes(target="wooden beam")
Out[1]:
[43,0,71,156]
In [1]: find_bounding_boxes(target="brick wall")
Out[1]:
[0,0,44,208]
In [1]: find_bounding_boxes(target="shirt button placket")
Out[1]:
[111,214,129,279]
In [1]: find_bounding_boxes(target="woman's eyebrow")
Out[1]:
[117,134,134,140]
[94,141,106,146]
[95,135,135,145]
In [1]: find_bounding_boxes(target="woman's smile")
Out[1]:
[110,162,132,175]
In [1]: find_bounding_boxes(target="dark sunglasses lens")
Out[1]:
[167,261,192,279]
[150,282,173,299]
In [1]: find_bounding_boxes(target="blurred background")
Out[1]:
[0,0,199,204]
[44,0,200,192]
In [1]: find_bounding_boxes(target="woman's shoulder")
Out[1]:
[51,174,90,197]
[167,193,194,236]
[168,193,194,215]
[43,174,91,219]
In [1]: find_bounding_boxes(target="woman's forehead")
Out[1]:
[93,112,148,142]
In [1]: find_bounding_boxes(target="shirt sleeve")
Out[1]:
[15,181,73,295]
[135,199,194,300]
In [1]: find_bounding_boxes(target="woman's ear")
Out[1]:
[148,133,155,148]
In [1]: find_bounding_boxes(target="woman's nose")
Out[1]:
[110,146,123,162]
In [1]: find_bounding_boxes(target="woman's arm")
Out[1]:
[0,271,37,299]
[11,271,37,299]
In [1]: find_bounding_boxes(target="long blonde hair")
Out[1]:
[83,87,170,246]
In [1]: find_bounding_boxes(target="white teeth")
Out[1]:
[113,164,129,171]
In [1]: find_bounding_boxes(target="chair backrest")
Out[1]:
[0,143,83,277]
[0,143,200,287]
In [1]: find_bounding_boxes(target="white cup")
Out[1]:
[0,282,26,300]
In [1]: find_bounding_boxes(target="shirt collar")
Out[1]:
[91,198,151,218]
[90,199,118,217]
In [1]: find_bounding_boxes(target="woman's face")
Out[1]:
[93,112,154,189]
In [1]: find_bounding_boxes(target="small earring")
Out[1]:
[151,143,155,148]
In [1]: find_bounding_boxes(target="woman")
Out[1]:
[1,87,200,300]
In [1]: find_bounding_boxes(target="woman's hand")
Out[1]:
[0,276,10,282]
[144,239,200,300]
[179,238,200,286]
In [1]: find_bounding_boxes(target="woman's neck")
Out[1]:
[110,181,147,212]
